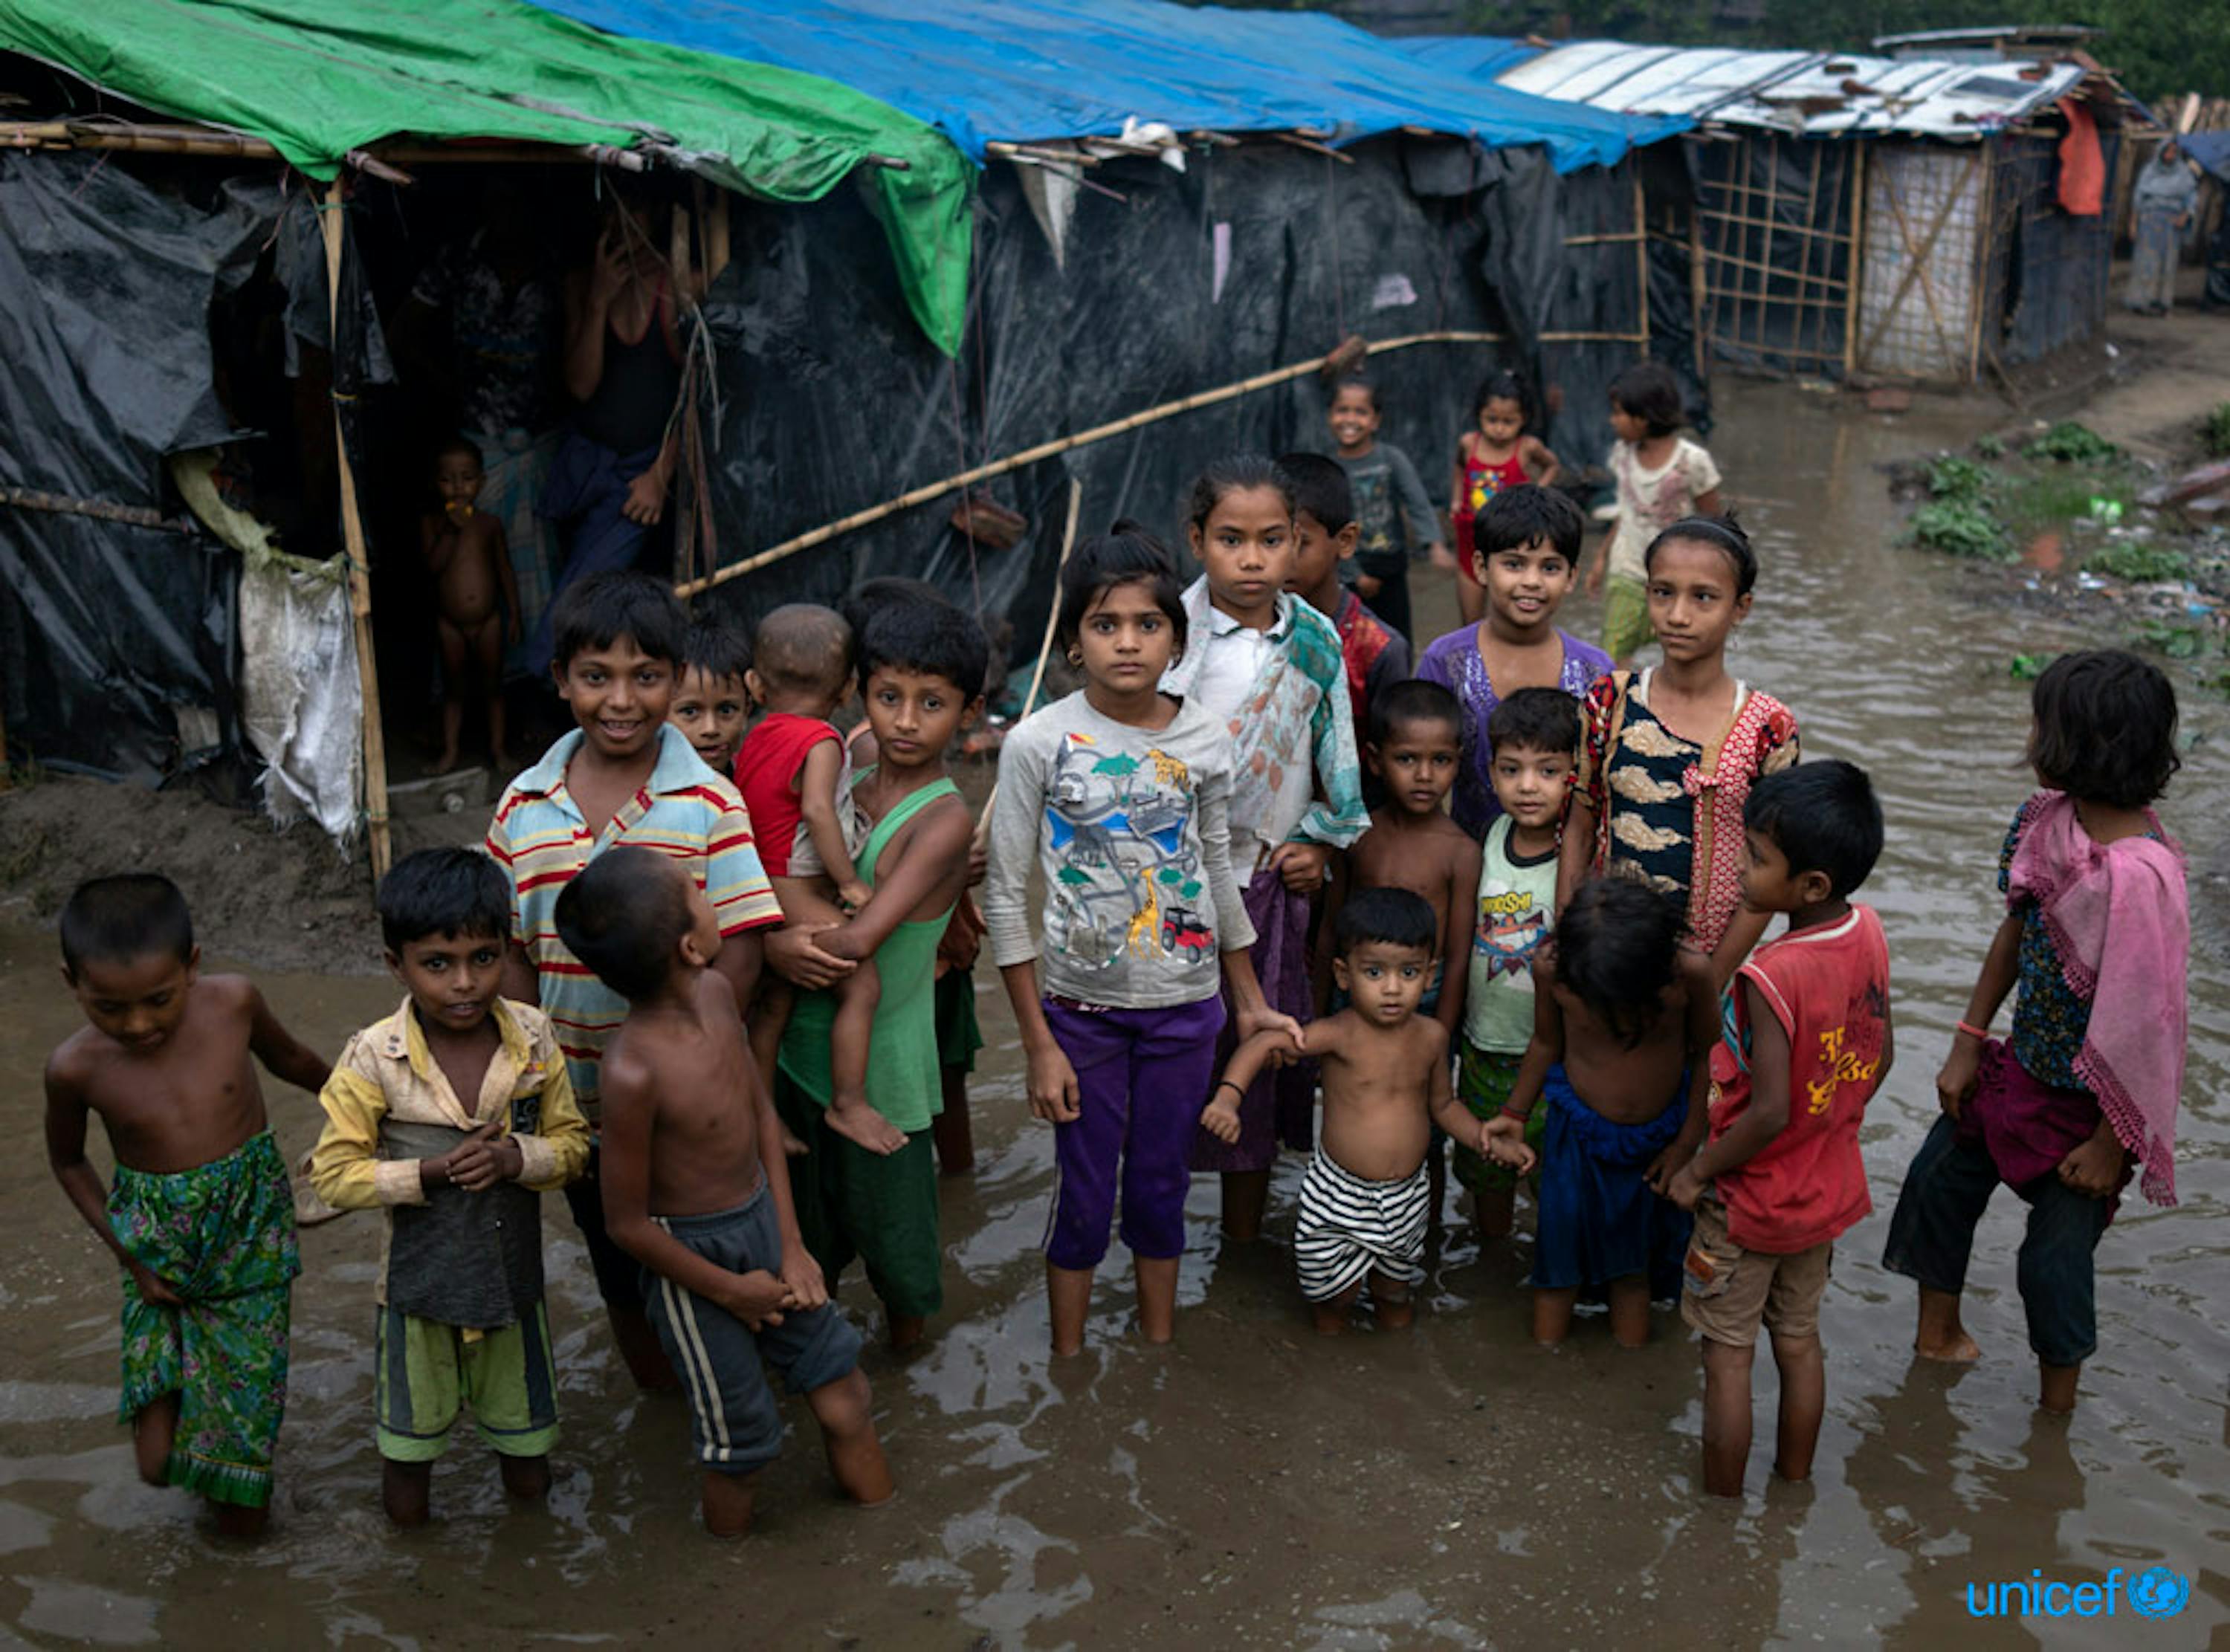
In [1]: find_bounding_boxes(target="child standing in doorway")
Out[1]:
[1417,485,1608,840]
[1449,371,1561,626]
[1585,363,1722,670]
[422,435,521,774]
[1328,375,1447,646]
[1562,516,1797,988]
[1881,651,2188,1416]
[986,526,1296,1355]
[1163,456,1371,1242]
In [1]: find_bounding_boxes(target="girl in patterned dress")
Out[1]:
[1560,516,1798,987]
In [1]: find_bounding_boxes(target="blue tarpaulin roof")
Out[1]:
[1396,34,1550,82]
[534,0,1670,172]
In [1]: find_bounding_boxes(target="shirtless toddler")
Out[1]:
[1209,888,1492,1333]
[42,874,330,1536]
[554,846,892,1537]
[421,435,520,774]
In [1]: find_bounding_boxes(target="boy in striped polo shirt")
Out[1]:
[488,571,781,1389]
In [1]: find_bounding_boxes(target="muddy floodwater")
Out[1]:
[3,381,2226,1649]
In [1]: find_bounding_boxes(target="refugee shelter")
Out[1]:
[1490,39,2147,384]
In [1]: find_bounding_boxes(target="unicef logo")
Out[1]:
[2128,1567,2191,1620]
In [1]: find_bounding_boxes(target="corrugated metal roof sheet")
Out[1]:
[1497,39,2091,139]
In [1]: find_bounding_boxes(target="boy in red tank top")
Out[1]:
[1661,760,1893,1497]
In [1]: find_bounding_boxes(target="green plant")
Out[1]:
[2204,401,2230,459]
[2008,653,2046,680]
[1925,454,1996,505]
[2087,540,2193,583]
[1976,434,2006,459]
[2128,619,2209,660]
[2024,421,2121,464]
[1910,501,2014,561]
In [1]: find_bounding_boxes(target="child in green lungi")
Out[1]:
[308,849,589,1526]
[772,600,986,1351]
[43,874,331,1537]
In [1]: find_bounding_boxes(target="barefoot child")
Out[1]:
[1449,372,1561,626]
[422,435,521,774]
[733,605,897,1156]
[1882,651,2188,1415]
[1208,889,1493,1333]
[1163,455,1371,1241]
[669,619,752,774]
[1484,876,1717,1347]
[555,848,893,1537]
[1328,375,1447,645]
[986,526,1296,1355]
[42,875,329,1536]
[1562,516,1797,987]
[1275,451,1409,767]
[772,601,984,1350]
[1417,485,1608,839]
[1661,763,1892,1496]
[1583,363,1722,670]
[308,849,589,1526]
[1453,688,1577,1239]
[487,571,782,1391]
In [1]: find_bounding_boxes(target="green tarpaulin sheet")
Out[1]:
[0,0,975,352]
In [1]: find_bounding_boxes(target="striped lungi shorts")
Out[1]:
[1293,1147,1432,1303]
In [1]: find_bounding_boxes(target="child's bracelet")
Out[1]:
[1213,1079,1245,1103]
[1498,1102,1532,1122]
[1954,1020,1991,1043]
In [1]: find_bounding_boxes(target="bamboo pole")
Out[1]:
[320,178,392,882]
[1633,167,1651,354]
[1843,143,1867,378]
[673,328,1508,597]
[0,696,10,793]
[972,477,1086,851]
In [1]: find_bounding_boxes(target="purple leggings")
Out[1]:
[1043,994,1226,1270]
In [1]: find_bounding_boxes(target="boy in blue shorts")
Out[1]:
[309,848,589,1526]
[558,846,893,1537]
[486,571,783,1388]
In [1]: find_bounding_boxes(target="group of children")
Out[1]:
[43,366,2192,1542]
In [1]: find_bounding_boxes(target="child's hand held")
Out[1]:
[131,1262,184,1308]
[723,1269,790,1329]
[1200,1095,1242,1144]
[1025,1043,1082,1124]
[778,1248,828,1312]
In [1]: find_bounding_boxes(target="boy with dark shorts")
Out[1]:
[43,874,330,1537]
[486,571,782,1390]
[309,849,589,1526]
[557,846,892,1537]
[772,602,985,1350]
[1208,889,1493,1333]
[1665,762,1892,1496]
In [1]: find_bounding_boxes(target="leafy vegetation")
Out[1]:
[2204,402,2230,460]
[2086,540,2192,583]
[1924,453,1995,505]
[1909,502,2013,561]
[2023,422,2121,464]
[2127,619,2211,660]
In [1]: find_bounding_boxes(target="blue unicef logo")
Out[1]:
[2128,1567,2191,1620]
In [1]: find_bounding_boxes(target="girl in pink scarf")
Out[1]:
[1882,651,2187,1414]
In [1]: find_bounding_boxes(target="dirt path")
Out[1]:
[2073,268,2230,460]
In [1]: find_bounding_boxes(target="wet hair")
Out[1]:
[1554,874,1686,1048]
[2028,649,2180,809]
[1185,453,1293,534]
[553,845,693,1003]
[59,873,194,975]
[1644,512,1757,597]
[1473,369,1531,424]
[859,599,990,700]
[838,577,950,644]
[681,619,752,687]
[1475,483,1583,563]
[1056,521,1188,655]
[1744,761,1884,900]
[1330,373,1380,413]
[433,433,482,471]
[1608,361,1684,437]
[752,604,853,700]
[1273,451,1355,536]
[378,848,511,953]
[1334,885,1438,959]
[1485,687,1580,757]
[1369,678,1461,747]
[549,570,688,673]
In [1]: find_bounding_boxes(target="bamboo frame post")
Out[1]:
[320,176,392,881]
[1843,143,1867,378]
[972,476,1085,851]
[1632,167,1650,355]
[0,696,11,793]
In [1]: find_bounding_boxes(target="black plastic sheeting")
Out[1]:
[1988,129,2124,368]
[0,152,278,783]
[691,138,1701,666]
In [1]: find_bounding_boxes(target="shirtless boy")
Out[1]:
[42,874,330,1535]
[555,846,893,1537]
[1209,888,1493,1333]
[422,435,520,774]
[1484,875,1718,1347]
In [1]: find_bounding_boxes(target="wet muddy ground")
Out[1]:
[4,374,2228,1649]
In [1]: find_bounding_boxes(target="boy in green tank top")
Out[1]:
[772,600,986,1351]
